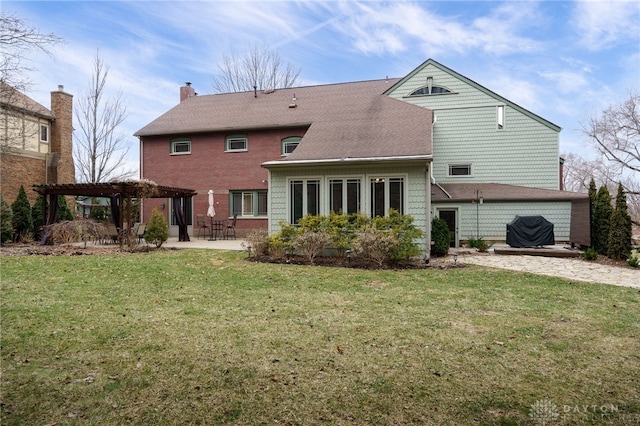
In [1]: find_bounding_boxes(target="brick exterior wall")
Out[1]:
[141,126,308,235]
[0,154,46,204]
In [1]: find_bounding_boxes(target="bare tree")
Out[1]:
[213,43,301,93]
[1,12,62,152]
[562,151,640,220]
[583,91,639,191]
[74,52,134,183]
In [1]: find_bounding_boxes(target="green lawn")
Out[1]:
[1,250,639,425]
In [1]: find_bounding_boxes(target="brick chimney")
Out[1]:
[49,85,75,184]
[180,82,196,102]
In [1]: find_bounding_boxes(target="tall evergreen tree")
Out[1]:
[1,194,14,244]
[31,194,46,240]
[592,185,612,254]
[57,195,74,221]
[607,183,632,259]
[588,179,597,246]
[11,186,33,240]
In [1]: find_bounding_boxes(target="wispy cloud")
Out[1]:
[327,1,545,57]
[572,0,640,50]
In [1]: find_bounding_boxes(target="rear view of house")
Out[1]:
[135,59,588,254]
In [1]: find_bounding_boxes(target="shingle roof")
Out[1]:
[432,183,588,202]
[135,79,433,164]
[0,81,54,119]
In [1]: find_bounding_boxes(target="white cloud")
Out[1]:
[538,70,589,94]
[572,0,640,50]
[326,1,546,57]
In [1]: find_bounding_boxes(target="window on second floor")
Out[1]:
[282,136,301,155]
[226,135,248,152]
[448,164,472,177]
[170,138,191,154]
[497,105,505,129]
[40,124,49,142]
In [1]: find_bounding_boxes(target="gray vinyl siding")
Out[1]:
[434,200,572,242]
[387,62,560,190]
[268,163,430,250]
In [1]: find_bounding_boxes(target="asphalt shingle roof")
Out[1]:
[0,81,54,119]
[135,79,432,163]
[432,183,588,202]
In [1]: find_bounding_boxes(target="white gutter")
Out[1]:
[262,154,433,168]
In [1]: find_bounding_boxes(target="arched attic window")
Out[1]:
[409,85,452,96]
[409,76,452,96]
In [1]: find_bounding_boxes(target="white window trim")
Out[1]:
[447,163,473,178]
[326,175,364,215]
[230,190,268,217]
[170,138,191,155]
[497,105,505,130]
[365,173,408,217]
[287,177,322,223]
[39,124,49,143]
[225,135,248,152]
[282,136,301,156]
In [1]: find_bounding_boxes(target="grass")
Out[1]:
[1,249,639,425]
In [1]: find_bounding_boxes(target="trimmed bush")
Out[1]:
[627,250,639,268]
[145,208,169,248]
[431,217,450,257]
[583,248,598,261]
[293,230,330,264]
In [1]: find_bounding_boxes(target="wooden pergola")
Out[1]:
[33,181,196,244]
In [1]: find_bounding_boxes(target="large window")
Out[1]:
[290,179,320,224]
[282,136,301,155]
[230,190,267,217]
[226,134,248,152]
[370,177,404,217]
[329,178,361,214]
[448,164,472,176]
[170,137,191,154]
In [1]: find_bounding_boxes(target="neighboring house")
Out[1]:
[0,83,75,204]
[136,59,588,253]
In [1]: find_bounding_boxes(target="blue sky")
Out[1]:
[5,1,640,177]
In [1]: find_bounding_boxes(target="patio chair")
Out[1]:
[196,214,210,239]
[136,223,146,243]
[225,214,237,240]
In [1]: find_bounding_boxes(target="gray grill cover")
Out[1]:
[506,215,555,248]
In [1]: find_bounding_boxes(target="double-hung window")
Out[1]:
[370,177,404,217]
[329,178,361,214]
[226,134,248,152]
[170,137,191,154]
[290,179,320,224]
[230,190,267,217]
